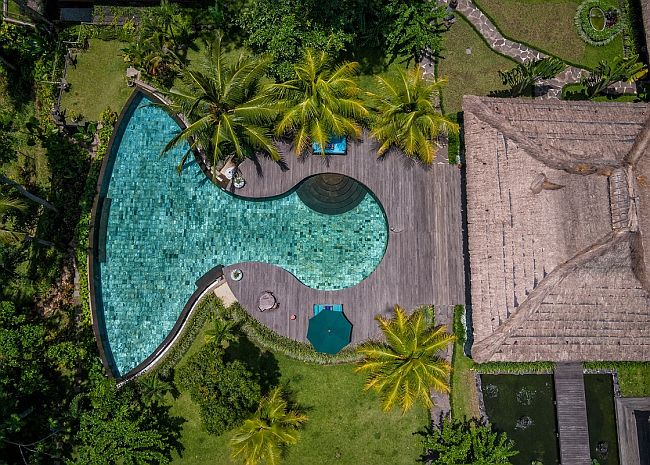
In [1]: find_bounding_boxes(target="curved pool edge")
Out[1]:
[88,86,212,381]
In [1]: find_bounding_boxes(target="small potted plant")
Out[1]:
[230,269,243,281]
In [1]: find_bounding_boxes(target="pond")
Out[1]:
[585,374,619,465]
[481,374,559,465]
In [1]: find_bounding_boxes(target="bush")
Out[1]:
[176,342,261,435]
[574,0,624,46]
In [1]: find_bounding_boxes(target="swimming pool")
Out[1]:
[96,93,388,376]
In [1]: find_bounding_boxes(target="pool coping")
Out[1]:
[88,85,219,381]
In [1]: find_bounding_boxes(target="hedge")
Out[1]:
[474,361,555,374]
[227,302,362,365]
[574,0,624,46]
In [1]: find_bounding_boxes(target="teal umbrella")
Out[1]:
[307,310,352,354]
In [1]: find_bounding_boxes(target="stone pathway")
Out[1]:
[433,0,635,99]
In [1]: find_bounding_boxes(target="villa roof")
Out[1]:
[463,96,650,363]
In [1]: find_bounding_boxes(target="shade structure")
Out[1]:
[307,310,352,354]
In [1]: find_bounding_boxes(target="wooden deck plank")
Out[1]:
[224,134,465,345]
[554,363,592,465]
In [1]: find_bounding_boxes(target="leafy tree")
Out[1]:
[164,35,279,173]
[498,56,566,97]
[384,0,447,65]
[419,417,518,465]
[176,343,261,435]
[238,0,353,80]
[69,369,182,465]
[367,67,458,164]
[355,304,454,412]
[268,49,368,157]
[581,54,648,98]
[230,387,308,465]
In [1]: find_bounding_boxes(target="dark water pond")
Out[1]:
[481,374,559,465]
[584,374,619,465]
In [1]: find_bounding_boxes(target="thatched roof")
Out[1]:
[463,96,650,362]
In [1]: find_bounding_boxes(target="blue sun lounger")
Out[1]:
[313,304,343,315]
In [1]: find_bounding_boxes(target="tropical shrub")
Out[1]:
[176,342,261,435]
[574,0,624,46]
[69,367,182,465]
[419,417,518,465]
[356,305,455,412]
[580,54,647,98]
[498,56,566,97]
[230,387,308,465]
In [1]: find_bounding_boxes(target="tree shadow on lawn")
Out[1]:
[224,334,281,394]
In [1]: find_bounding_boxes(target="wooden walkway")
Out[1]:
[225,134,465,345]
[554,363,591,465]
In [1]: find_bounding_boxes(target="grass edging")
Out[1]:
[228,302,362,365]
[584,361,650,397]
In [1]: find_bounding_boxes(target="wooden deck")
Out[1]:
[615,397,650,465]
[554,363,591,465]
[224,135,465,345]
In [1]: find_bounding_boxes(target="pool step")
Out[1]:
[297,174,367,215]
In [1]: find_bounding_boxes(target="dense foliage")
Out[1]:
[356,305,454,412]
[419,417,518,465]
[581,54,647,97]
[176,343,262,435]
[68,368,183,465]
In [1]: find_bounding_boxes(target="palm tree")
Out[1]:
[204,317,238,348]
[355,305,455,413]
[268,49,369,157]
[366,67,458,164]
[230,388,308,465]
[137,375,172,406]
[163,35,280,173]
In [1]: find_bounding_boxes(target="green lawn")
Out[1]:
[472,0,624,69]
[438,16,514,114]
[617,364,650,397]
[60,39,132,121]
[169,319,429,465]
[450,342,480,420]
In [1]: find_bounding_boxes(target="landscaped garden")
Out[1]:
[1,0,650,464]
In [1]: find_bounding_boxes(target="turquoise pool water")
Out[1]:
[97,94,388,376]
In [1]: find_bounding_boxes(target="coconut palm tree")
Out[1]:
[355,305,454,413]
[268,49,369,157]
[230,388,308,465]
[163,35,280,173]
[366,67,458,164]
[204,316,238,348]
[137,375,172,406]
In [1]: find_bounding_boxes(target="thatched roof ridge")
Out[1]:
[464,96,650,363]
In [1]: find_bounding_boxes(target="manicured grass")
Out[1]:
[438,16,514,114]
[450,342,480,420]
[472,0,624,69]
[60,39,132,121]
[617,364,650,397]
[169,321,429,465]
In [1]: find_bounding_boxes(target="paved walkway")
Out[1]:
[435,0,635,98]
